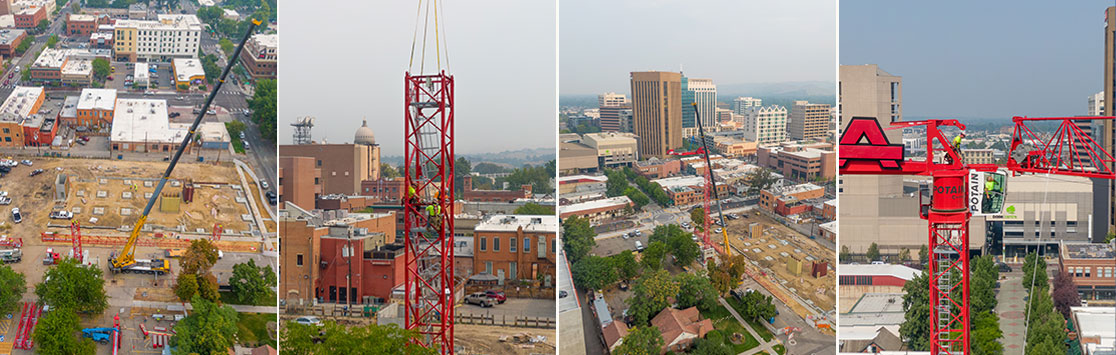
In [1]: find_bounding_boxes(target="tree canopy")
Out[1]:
[513,202,554,215]
[173,296,240,354]
[33,310,95,355]
[627,269,679,326]
[229,259,276,305]
[36,259,108,314]
[571,255,617,291]
[561,216,596,264]
[280,321,436,355]
[613,326,664,355]
[248,79,277,141]
[0,265,26,315]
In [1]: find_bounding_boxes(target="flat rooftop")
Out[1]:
[115,14,201,31]
[1062,242,1115,260]
[838,264,921,281]
[651,175,705,190]
[60,57,92,76]
[172,58,204,82]
[0,29,25,45]
[0,86,43,119]
[559,196,632,215]
[110,99,187,144]
[77,89,117,112]
[768,183,823,196]
[557,175,608,184]
[59,96,78,119]
[250,33,277,49]
[68,14,95,22]
[475,214,557,233]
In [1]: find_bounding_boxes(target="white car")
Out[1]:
[49,211,72,219]
[0,197,11,205]
[11,208,20,224]
[238,132,246,140]
[19,160,31,166]
[261,181,270,190]
[293,316,322,326]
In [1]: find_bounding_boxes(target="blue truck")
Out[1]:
[81,328,117,344]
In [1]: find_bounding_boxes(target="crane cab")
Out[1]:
[968,169,1008,216]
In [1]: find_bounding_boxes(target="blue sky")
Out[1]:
[841,0,1113,119]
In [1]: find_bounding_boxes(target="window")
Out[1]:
[509,237,517,252]
[523,237,530,252]
[485,262,492,274]
[493,237,500,251]
[479,237,486,251]
[296,254,303,266]
[509,262,517,280]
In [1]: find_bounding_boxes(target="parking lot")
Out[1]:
[107,62,177,91]
[456,298,556,320]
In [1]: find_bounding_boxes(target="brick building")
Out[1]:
[634,157,682,179]
[473,215,558,287]
[759,183,825,213]
[756,142,837,181]
[557,196,633,225]
[360,177,406,203]
[462,175,532,202]
[0,86,44,147]
[0,29,25,58]
[66,14,99,36]
[239,33,276,80]
[1058,242,1116,301]
[14,6,44,29]
[280,125,381,196]
[278,156,321,209]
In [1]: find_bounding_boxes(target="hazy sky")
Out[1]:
[559,0,837,95]
[841,0,1112,118]
[278,1,556,156]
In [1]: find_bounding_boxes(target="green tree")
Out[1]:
[614,326,664,355]
[229,259,275,305]
[218,38,234,54]
[738,290,777,322]
[709,268,734,296]
[899,266,930,351]
[690,207,705,227]
[173,296,239,354]
[46,35,59,48]
[503,164,551,195]
[175,272,199,302]
[0,265,26,315]
[627,269,680,326]
[866,242,881,261]
[561,216,596,264]
[743,168,779,195]
[36,19,48,34]
[571,255,617,290]
[197,273,221,302]
[605,169,628,197]
[610,250,639,282]
[36,259,108,314]
[181,239,219,275]
[224,120,247,138]
[622,186,650,210]
[248,79,277,141]
[92,58,110,80]
[513,202,554,215]
[473,162,508,174]
[919,244,929,263]
[1021,252,1048,293]
[970,255,999,315]
[33,311,95,354]
[281,321,436,355]
[669,232,700,267]
[971,311,1004,355]
[839,245,850,262]
[692,335,733,355]
[640,241,667,270]
[15,39,31,56]
[674,272,718,311]
[898,248,911,262]
[381,163,400,179]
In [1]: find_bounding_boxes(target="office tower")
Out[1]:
[732,97,762,115]
[630,71,682,158]
[599,92,631,132]
[681,77,716,138]
[789,100,832,141]
[1090,91,1105,116]
[740,105,788,144]
[1104,6,1115,234]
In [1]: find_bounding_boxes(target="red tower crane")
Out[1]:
[211,223,223,242]
[840,115,1116,354]
[70,222,82,263]
[403,72,455,353]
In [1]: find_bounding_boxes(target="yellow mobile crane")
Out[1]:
[108,19,261,275]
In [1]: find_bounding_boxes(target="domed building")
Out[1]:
[354,120,376,146]
[279,119,382,200]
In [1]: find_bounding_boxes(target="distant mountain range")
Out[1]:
[382,147,554,168]
[560,81,836,108]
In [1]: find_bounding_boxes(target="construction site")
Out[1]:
[725,212,836,328]
[0,156,277,354]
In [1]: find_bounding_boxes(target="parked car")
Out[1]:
[261,181,270,190]
[265,191,277,205]
[0,197,11,205]
[206,110,216,115]
[169,112,180,118]
[465,292,496,307]
[20,160,31,166]
[996,262,1013,273]
[293,316,322,326]
[483,290,507,304]
[239,132,246,140]
[635,240,644,252]
[11,208,20,223]
[49,211,73,219]
[29,169,43,177]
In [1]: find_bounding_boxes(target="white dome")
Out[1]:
[354,119,375,145]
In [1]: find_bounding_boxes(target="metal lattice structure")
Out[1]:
[71,222,82,263]
[291,116,315,145]
[839,116,1116,354]
[403,71,455,354]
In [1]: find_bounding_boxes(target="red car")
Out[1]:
[6,73,11,79]
[484,290,506,304]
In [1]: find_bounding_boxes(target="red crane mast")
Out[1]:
[840,115,1116,354]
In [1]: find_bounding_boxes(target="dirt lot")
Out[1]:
[726,212,836,314]
[455,324,555,355]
